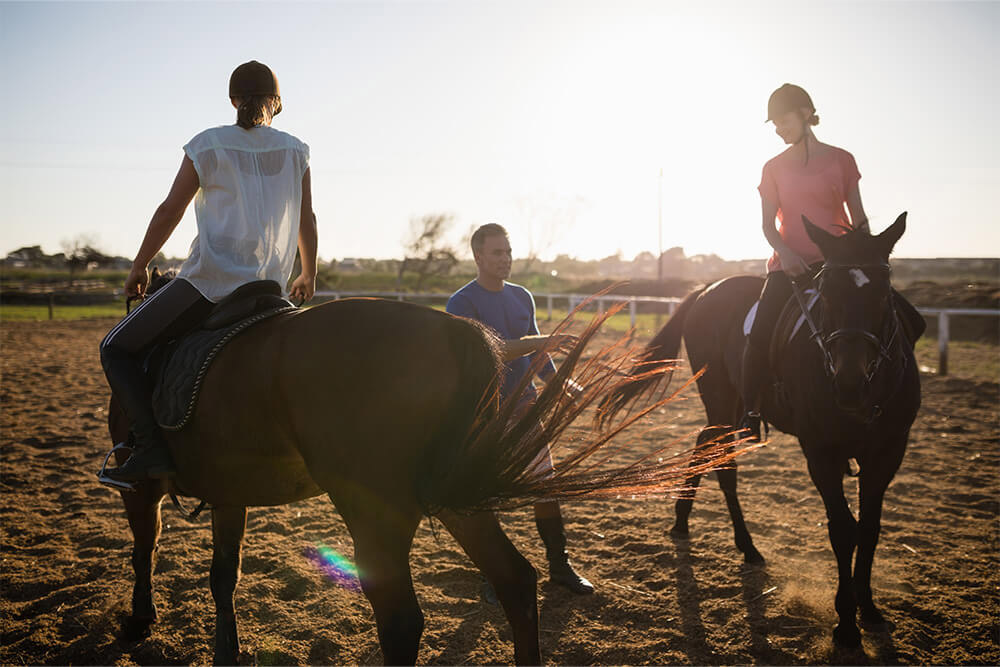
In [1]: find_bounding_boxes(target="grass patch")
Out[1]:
[0,303,125,322]
[536,307,668,338]
[914,337,999,383]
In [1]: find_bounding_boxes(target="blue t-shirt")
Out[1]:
[446,280,557,402]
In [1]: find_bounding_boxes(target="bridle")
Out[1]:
[791,261,902,419]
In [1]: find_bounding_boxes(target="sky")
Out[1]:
[1,0,998,264]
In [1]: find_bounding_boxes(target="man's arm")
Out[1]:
[526,293,559,381]
[502,335,575,362]
[446,289,576,362]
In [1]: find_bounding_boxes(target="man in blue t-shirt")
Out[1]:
[446,223,593,595]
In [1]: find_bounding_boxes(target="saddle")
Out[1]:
[150,280,296,431]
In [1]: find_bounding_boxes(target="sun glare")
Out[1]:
[503,9,775,262]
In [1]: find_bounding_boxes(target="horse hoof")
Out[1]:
[859,609,891,632]
[669,524,689,538]
[832,623,862,648]
[214,652,239,666]
[122,615,154,641]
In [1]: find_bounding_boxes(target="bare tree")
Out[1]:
[513,193,584,273]
[61,235,112,274]
[397,213,459,290]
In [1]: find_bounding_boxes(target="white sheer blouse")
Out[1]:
[177,125,310,302]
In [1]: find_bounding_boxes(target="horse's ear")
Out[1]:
[802,215,837,257]
[151,266,161,280]
[876,212,907,256]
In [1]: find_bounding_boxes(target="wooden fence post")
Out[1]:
[938,311,949,376]
[48,293,54,320]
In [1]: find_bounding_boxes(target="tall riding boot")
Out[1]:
[100,346,177,483]
[104,427,175,483]
[740,340,768,442]
[536,515,594,595]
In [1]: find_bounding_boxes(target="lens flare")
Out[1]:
[304,543,361,592]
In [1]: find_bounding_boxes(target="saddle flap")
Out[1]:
[152,298,296,431]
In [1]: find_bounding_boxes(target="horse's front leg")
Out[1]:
[120,479,167,640]
[854,443,904,631]
[805,449,860,647]
[210,505,248,665]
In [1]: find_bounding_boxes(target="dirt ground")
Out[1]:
[1,317,998,666]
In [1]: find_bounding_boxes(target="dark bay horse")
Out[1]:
[600,214,921,648]
[107,292,742,664]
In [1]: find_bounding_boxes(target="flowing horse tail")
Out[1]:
[417,297,741,516]
[592,285,707,430]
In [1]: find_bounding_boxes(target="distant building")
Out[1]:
[334,257,361,272]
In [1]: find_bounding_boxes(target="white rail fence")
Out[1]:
[916,307,1000,376]
[314,291,998,377]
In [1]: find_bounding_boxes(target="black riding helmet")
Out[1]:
[229,60,282,115]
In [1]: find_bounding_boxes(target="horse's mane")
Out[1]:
[147,267,177,295]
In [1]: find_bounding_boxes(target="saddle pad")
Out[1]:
[743,301,760,336]
[153,305,295,431]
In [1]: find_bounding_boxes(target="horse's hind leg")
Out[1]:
[698,374,763,563]
[336,497,424,665]
[210,505,248,665]
[440,510,540,665]
[715,458,764,564]
[120,480,167,640]
[671,425,724,537]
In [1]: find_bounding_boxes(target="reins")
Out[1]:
[789,277,835,376]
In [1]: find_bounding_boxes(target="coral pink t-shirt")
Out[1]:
[758,146,861,272]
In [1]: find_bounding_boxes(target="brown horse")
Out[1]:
[107,293,744,665]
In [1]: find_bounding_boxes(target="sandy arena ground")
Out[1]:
[1,317,998,665]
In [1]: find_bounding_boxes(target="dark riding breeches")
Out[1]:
[742,270,793,411]
[748,271,793,349]
[100,278,213,446]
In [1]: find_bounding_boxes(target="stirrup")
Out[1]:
[740,411,762,443]
[97,443,137,492]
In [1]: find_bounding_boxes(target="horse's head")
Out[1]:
[803,212,906,413]
[148,266,176,295]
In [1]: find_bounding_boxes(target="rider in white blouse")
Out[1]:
[101,61,317,485]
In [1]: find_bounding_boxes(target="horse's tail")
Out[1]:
[418,299,748,515]
[593,285,706,429]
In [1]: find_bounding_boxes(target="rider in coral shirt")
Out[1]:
[742,84,870,440]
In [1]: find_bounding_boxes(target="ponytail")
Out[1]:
[235,94,281,129]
